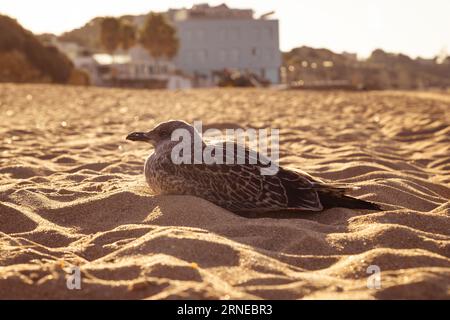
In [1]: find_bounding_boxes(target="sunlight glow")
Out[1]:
[0,0,449,58]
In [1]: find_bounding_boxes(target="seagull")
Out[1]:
[126,120,380,214]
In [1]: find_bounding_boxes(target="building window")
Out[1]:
[230,49,239,62]
[230,27,240,41]
[264,49,274,61]
[186,52,193,64]
[197,49,207,62]
[219,49,227,63]
[266,26,274,39]
[185,30,192,41]
[219,28,227,40]
[252,27,261,40]
[196,29,205,40]
[251,47,257,57]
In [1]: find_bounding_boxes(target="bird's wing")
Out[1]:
[276,168,324,211]
[158,141,289,212]
[158,140,323,212]
[176,162,289,212]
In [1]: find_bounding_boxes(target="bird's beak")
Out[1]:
[126,131,151,142]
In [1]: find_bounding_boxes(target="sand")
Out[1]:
[0,83,449,299]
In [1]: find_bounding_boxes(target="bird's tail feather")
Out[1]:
[312,182,360,193]
[317,189,381,210]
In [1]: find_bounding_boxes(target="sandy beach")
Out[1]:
[0,83,449,299]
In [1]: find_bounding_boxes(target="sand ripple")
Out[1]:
[0,84,449,299]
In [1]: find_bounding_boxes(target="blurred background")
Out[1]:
[1,0,449,89]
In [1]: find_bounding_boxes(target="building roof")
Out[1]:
[93,54,131,65]
[172,3,254,21]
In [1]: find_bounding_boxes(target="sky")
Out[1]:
[0,0,449,58]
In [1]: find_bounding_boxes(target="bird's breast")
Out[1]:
[144,152,178,194]
[144,154,163,192]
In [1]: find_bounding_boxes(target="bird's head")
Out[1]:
[126,120,197,147]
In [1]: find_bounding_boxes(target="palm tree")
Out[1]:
[139,13,179,68]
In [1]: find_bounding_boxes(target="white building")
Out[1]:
[73,54,101,85]
[169,4,281,85]
[74,45,191,89]
[125,45,192,89]
[56,3,281,88]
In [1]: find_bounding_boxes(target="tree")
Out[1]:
[100,17,121,85]
[119,21,136,51]
[100,17,121,54]
[139,13,179,60]
[0,14,73,83]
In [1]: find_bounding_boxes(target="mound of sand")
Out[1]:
[0,84,449,299]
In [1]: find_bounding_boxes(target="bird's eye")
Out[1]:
[159,130,168,136]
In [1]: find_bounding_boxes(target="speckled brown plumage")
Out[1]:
[127,120,381,213]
